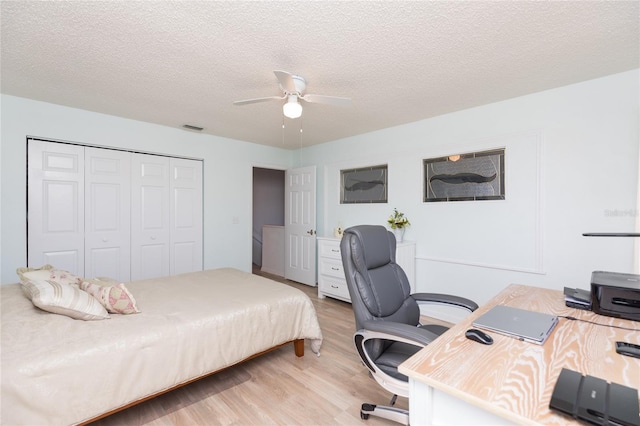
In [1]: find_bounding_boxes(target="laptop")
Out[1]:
[472,305,559,345]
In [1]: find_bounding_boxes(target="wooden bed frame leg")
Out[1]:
[294,339,304,357]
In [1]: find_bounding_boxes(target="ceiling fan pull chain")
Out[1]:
[299,116,304,150]
[281,116,285,145]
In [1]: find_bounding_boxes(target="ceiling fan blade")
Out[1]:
[300,94,352,107]
[274,70,297,93]
[233,95,284,106]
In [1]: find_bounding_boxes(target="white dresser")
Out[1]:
[317,237,416,302]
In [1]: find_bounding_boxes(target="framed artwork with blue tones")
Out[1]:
[424,149,505,202]
[340,164,388,204]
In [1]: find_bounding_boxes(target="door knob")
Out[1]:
[307,229,316,235]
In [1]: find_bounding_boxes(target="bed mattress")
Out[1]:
[1,268,323,425]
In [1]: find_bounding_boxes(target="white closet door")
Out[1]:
[85,147,131,282]
[170,158,203,275]
[131,154,170,280]
[27,140,85,275]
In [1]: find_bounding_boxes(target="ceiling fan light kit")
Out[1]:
[234,70,351,119]
[283,95,302,119]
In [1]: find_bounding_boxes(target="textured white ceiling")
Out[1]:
[1,1,638,149]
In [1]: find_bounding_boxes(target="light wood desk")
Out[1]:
[399,284,640,425]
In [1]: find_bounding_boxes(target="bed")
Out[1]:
[1,267,323,425]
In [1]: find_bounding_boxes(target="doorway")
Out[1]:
[252,167,285,272]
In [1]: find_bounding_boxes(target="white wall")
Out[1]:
[303,70,639,305]
[0,95,293,284]
[2,71,638,300]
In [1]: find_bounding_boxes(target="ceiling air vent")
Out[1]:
[182,124,204,132]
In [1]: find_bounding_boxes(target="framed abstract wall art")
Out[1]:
[340,164,387,204]
[424,149,505,202]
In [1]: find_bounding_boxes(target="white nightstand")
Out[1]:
[317,237,416,302]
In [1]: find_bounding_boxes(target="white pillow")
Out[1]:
[21,278,110,321]
[17,264,83,288]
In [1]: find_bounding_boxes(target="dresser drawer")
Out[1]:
[320,258,345,279]
[318,240,342,259]
[321,278,350,300]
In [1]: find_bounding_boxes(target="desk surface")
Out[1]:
[399,284,640,424]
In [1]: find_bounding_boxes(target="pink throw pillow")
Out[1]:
[80,280,140,315]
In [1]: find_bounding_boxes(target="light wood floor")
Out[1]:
[90,269,408,425]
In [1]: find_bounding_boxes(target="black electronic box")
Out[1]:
[591,271,640,321]
[550,368,639,426]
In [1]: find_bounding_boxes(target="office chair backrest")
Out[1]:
[341,225,420,331]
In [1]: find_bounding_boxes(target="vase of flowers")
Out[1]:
[387,208,410,242]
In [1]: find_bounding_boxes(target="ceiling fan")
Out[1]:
[233,70,351,119]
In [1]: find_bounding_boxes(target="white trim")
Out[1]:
[251,162,287,171]
[533,132,545,273]
[417,255,546,275]
[418,131,545,274]
[635,143,640,274]
[27,135,204,161]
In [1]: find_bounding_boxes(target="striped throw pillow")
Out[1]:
[21,278,110,320]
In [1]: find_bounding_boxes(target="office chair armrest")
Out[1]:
[362,320,440,346]
[412,293,479,312]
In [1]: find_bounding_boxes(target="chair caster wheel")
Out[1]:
[361,403,375,420]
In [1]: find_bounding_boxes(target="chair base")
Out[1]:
[360,403,409,425]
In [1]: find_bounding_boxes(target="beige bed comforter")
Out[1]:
[1,268,323,425]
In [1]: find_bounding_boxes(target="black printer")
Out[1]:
[591,271,640,321]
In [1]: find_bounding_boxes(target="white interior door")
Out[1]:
[84,147,131,282]
[169,158,203,275]
[27,140,85,275]
[131,154,170,280]
[284,166,317,286]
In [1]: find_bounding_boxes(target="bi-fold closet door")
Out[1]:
[130,154,203,280]
[27,139,203,282]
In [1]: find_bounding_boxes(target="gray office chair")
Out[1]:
[340,225,478,424]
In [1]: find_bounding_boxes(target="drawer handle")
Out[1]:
[331,249,339,252]
[331,267,340,271]
[331,285,339,289]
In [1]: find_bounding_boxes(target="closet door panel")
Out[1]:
[131,154,170,280]
[85,148,131,281]
[29,141,203,282]
[170,159,203,275]
[28,140,85,275]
